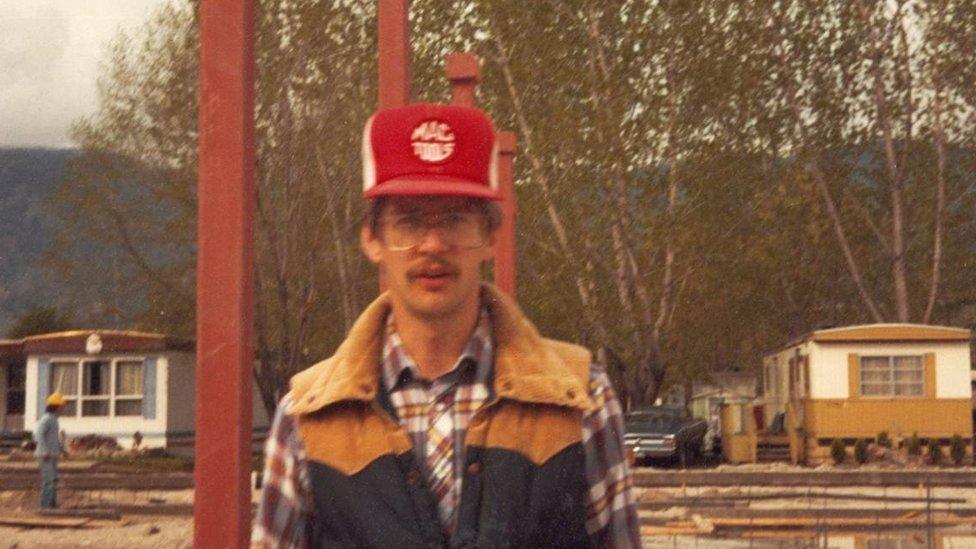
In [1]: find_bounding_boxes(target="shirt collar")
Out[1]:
[381,306,493,391]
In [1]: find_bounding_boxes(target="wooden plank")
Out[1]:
[632,469,976,487]
[38,508,121,520]
[0,515,91,528]
[642,506,976,520]
[639,491,966,504]
[641,525,701,536]
[84,518,130,528]
[707,515,976,527]
[740,530,820,539]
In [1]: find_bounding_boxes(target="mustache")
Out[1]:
[407,259,459,278]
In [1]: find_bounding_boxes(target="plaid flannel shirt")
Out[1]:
[253,310,639,548]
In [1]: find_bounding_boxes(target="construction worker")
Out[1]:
[35,392,65,509]
[254,104,639,547]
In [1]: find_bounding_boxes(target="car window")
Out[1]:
[625,410,680,431]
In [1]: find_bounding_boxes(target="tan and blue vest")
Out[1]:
[288,286,596,548]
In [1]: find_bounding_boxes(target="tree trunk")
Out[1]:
[923,93,947,324]
[810,162,886,323]
[863,1,910,321]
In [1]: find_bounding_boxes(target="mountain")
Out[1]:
[0,148,76,335]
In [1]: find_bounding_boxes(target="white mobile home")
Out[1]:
[762,324,973,464]
[0,330,267,452]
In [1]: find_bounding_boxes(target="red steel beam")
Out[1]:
[495,132,518,297]
[378,0,411,109]
[195,1,255,547]
[446,53,518,297]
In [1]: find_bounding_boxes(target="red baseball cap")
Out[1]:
[363,103,500,200]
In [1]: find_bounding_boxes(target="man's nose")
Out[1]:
[415,225,451,253]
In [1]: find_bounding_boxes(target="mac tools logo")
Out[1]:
[411,121,455,163]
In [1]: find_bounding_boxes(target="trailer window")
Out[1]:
[860,355,923,397]
[48,358,147,418]
[50,362,79,416]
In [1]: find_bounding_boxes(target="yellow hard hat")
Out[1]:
[46,392,66,407]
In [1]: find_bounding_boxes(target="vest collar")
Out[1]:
[288,284,592,415]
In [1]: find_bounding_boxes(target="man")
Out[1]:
[35,392,65,509]
[254,104,639,547]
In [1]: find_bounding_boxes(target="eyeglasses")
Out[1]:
[380,212,489,251]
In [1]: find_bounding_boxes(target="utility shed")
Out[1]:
[762,324,973,464]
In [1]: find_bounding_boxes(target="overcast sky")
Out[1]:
[1,0,164,148]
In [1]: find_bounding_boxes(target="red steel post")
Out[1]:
[195,1,255,547]
[378,0,410,292]
[446,52,518,297]
[378,0,411,109]
[446,53,481,107]
[495,132,518,297]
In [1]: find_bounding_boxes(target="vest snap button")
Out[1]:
[466,462,480,475]
[406,469,420,483]
[501,380,513,392]
[565,388,577,400]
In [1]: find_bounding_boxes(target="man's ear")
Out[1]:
[361,224,383,264]
[479,228,497,260]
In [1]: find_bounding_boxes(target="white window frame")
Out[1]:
[859,355,924,398]
[49,357,146,418]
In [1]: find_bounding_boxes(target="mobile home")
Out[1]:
[762,324,973,464]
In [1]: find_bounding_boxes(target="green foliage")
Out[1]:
[876,431,892,449]
[949,435,968,465]
[830,438,847,465]
[853,438,870,465]
[6,306,73,339]
[928,439,944,465]
[906,433,923,457]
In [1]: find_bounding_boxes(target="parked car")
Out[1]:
[623,406,708,467]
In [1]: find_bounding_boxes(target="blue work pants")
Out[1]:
[38,458,58,509]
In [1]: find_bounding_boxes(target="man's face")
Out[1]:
[362,196,495,321]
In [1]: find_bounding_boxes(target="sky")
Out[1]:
[0,0,165,148]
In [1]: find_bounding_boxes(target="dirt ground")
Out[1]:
[0,515,193,549]
[0,489,233,548]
